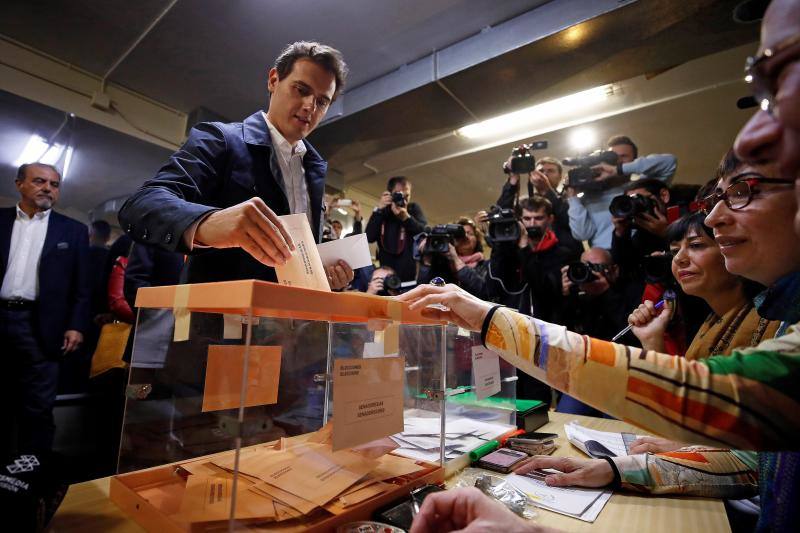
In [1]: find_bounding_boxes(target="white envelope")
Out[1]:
[317,234,372,270]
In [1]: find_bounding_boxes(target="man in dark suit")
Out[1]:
[118,41,353,288]
[0,163,90,455]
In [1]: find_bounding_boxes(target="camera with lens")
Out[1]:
[566,261,611,284]
[609,193,657,219]
[423,224,465,254]
[391,191,407,208]
[377,273,403,296]
[641,254,673,284]
[502,141,548,175]
[562,150,619,191]
[486,205,521,244]
[526,226,545,241]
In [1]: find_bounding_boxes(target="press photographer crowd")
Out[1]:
[328,134,723,408]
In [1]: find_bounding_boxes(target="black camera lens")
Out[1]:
[384,274,402,291]
[609,194,656,219]
[526,226,544,240]
[642,254,673,284]
[391,191,406,207]
[609,195,635,218]
[487,206,520,244]
[566,262,593,284]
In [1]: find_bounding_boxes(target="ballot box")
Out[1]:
[110,280,516,531]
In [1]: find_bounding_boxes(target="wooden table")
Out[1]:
[49,412,731,532]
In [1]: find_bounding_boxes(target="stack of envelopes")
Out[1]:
[170,426,427,525]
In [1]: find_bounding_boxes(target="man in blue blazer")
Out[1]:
[0,163,90,455]
[119,41,354,288]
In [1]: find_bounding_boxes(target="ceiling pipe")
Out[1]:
[100,0,180,92]
[433,48,479,122]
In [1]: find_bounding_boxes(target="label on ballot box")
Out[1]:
[471,346,501,400]
[332,357,405,451]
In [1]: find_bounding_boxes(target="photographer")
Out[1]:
[365,266,402,296]
[566,135,677,248]
[416,217,490,299]
[610,178,672,289]
[557,247,640,416]
[497,152,582,259]
[488,196,571,402]
[365,176,427,281]
[490,196,571,320]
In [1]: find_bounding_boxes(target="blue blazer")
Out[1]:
[0,208,90,356]
[118,111,328,283]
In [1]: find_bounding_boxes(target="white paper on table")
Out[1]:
[506,473,609,518]
[317,233,372,270]
[391,415,514,462]
[564,421,642,457]
[577,490,612,522]
[471,346,501,400]
[274,214,330,291]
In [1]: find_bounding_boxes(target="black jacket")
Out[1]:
[0,208,90,356]
[365,203,427,281]
[559,285,642,344]
[118,111,327,284]
[124,243,185,310]
[489,240,571,321]
[496,181,582,261]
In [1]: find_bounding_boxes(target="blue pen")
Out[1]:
[611,297,670,342]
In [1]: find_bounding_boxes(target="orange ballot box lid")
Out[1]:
[135,279,443,325]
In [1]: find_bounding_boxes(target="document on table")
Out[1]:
[332,357,405,451]
[390,414,514,462]
[274,213,330,291]
[317,233,372,270]
[564,420,641,457]
[506,472,612,522]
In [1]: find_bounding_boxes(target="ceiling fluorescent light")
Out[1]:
[39,142,66,166]
[13,135,51,167]
[62,146,74,180]
[457,85,612,140]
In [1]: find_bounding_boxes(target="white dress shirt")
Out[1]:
[184,114,313,248]
[263,113,311,225]
[0,205,51,301]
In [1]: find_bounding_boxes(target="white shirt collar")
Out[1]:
[16,203,51,221]
[262,112,307,159]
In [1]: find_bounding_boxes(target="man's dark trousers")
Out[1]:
[0,306,59,457]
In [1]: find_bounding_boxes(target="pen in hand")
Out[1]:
[611,298,669,342]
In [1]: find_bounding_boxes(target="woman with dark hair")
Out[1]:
[417,217,490,299]
[630,211,780,358]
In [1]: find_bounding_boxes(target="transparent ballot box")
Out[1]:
[111,280,516,531]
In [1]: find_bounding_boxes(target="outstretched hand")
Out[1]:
[395,283,493,331]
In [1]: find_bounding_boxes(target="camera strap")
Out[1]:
[380,220,406,255]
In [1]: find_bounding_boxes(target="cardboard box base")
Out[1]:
[109,454,443,532]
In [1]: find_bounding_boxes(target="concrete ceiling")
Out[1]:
[0,0,549,119]
[0,0,763,225]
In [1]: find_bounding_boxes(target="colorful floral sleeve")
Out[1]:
[612,448,758,498]
[483,307,800,450]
